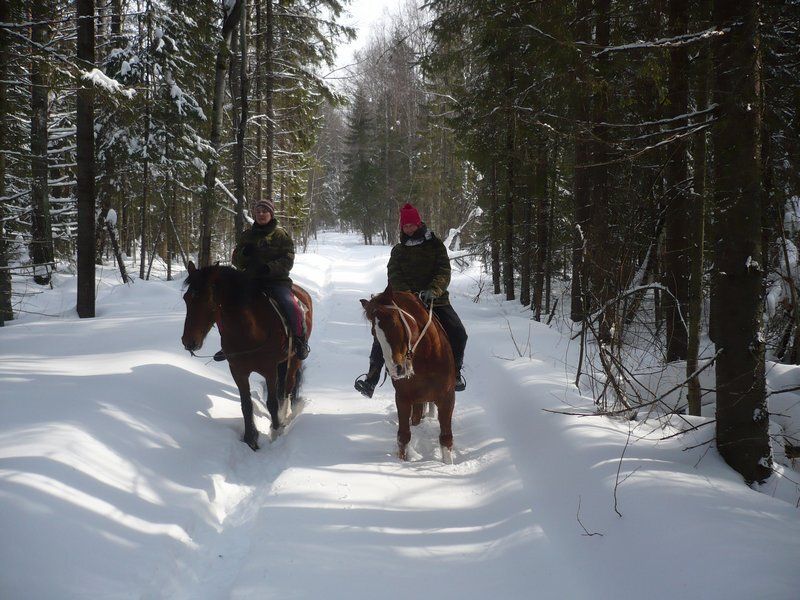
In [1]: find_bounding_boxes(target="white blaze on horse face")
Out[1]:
[375,318,413,379]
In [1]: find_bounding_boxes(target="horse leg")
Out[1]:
[437,392,455,464]
[276,360,290,423]
[411,402,424,426]
[396,398,412,461]
[264,369,283,435]
[231,369,259,451]
[426,402,437,419]
[285,357,300,403]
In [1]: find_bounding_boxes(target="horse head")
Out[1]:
[360,285,418,380]
[181,261,221,353]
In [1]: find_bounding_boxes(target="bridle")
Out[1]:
[186,282,291,360]
[380,299,434,361]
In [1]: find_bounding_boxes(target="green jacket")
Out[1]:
[387,225,451,306]
[232,219,294,287]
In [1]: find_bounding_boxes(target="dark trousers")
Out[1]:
[263,283,303,337]
[368,304,467,370]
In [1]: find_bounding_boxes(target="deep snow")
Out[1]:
[1,231,799,599]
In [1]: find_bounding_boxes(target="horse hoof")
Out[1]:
[269,425,285,442]
[441,446,453,465]
[244,433,259,451]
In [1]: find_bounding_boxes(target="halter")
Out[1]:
[382,299,434,361]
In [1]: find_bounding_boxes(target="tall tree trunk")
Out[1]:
[77,0,96,317]
[95,0,125,263]
[520,149,532,308]
[234,0,249,234]
[570,0,592,322]
[139,95,150,277]
[533,143,549,321]
[255,0,263,206]
[200,0,244,266]
[138,2,152,280]
[490,161,501,295]
[687,0,711,416]
[711,0,771,483]
[664,0,690,361]
[503,65,516,301]
[265,0,274,202]
[30,0,55,285]
[545,150,556,313]
[0,0,11,324]
[587,0,612,340]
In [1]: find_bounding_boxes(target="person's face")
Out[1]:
[254,206,272,225]
[402,222,419,236]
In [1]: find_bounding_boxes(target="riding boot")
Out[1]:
[213,349,226,362]
[294,334,310,360]
[354,363,382,398]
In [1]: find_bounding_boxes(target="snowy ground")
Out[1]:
[1,231,799,599]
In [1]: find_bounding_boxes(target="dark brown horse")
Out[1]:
[360,285,456,463]
[181,261,313,450]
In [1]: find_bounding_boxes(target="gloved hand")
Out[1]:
[418,288,437,304]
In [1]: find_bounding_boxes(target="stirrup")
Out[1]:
[455,372,466,392]
[354,373,378,398]
[213,349,226,362]
[294,336,310,360]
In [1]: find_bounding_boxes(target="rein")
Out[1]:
[384,299,434,360]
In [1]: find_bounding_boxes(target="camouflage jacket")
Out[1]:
[232,219,294,287]
[387,225,451,306]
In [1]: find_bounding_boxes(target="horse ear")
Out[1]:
[360,298,369,309]
[187,261,196,274]
[384,283,393,298]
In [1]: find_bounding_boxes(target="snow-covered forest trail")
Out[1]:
[2,233,799,599]
[148,235,580,599]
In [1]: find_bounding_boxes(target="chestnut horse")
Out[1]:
[181,261,313,450]
[360,285,456,463]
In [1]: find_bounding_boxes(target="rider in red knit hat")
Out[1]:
[355,203,468,397]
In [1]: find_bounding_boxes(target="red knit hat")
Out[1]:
[399,203,422,227]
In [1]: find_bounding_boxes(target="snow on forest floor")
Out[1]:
[1,231,799,599]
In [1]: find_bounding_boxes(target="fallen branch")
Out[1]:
[576,496,604,537]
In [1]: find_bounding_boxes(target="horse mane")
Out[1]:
[184,264,257,308]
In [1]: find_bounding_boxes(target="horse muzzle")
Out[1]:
[182,337,202,352]
[391,361,414,380]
